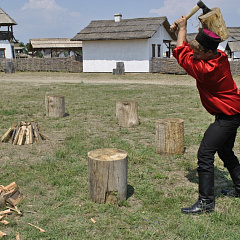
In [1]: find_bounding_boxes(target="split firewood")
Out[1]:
[0,209,12,215]
[27,223,46,233]
[6,207,22,215]
[31,120,42,142]
[0,182,22,207]
[1,120,47,145]
[11,122,20,144]
[1,122,17,142]
[2,182,17,192]
[35,122,48,140]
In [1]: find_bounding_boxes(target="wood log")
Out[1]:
[11,122,20,144]
[45,95,65,118]
[88,148,128,204]
[116,101,139,127]
[31,121,42,142]
[199,7,229,42]
[17,126,27,145]
[1,122,17,142]
[156,118,184,155]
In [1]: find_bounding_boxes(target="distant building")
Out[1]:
[72,14,176,73]
[0,8,18,59]
[224,27,240,60]
[28,38,82,58]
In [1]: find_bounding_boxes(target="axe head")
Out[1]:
[197,0,212,15]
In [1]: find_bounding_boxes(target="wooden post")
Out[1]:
[88,148,128,204]
[156,118,184,155]
[4,62,15,74]
[45,95,65,118]
[113,62,125,75]
[116,101,139,127]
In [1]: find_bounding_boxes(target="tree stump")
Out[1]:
[156,118,184,155]
[88,148,128,204]
[45,95,65,118]
[116,101,139,127]
[199,7,229,41]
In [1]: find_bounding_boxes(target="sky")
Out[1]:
[1,0,240,44]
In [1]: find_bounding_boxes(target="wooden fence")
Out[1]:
[0,57,83,73]
[0,57,239,75]
[151,58,240,75]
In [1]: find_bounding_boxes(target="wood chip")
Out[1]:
[53,200,64,210]
[6,206,22,215]
[16,232,20,240]
[0,209,12,215]
[28,223,45,233]
[0,231,7,238]
[0,219,9,225]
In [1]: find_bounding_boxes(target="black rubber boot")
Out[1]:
[181,171,215,214]
[221,165,240,197]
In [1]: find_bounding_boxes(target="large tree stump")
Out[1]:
[156,118,184,155]
[116,101,139,127]
[199,7,229,42]
[88,148,128,204]
[45,95,65,118]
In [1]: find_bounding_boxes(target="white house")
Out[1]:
[0,8,17,59]
[71,14,176,73]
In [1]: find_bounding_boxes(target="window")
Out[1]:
[152,44,156,58]
[0,49,5,58]
[157,44,161,57]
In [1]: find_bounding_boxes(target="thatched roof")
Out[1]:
[228,27,240,41]
[0,8,17,26]
[71,17,177,41]
[226,41,240,52]
[29,38,82,51]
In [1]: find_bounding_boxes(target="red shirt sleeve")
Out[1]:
[172,42,240,115]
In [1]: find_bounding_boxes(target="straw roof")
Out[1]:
[72,17,177,41]
[29,38,82,51]
[228,27,240,41]
[226,41,240,52]
[0,8,17,26]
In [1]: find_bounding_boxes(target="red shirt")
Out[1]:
[173,42,240,115]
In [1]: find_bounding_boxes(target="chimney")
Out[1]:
[114,13,122,22]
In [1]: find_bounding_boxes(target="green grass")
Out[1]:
[0,72,240,239]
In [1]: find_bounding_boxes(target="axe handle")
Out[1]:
[170,5,200,32]
[186,5,201,20]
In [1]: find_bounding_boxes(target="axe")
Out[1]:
[170,0,229,41]
[170,0,211,32]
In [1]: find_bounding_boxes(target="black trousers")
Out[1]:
[197,113,240,174]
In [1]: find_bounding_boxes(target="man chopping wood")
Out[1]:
[171,15,240,214]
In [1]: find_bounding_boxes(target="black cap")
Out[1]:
[196,28,221,50]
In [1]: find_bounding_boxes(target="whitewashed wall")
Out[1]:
[0,40,13,58]
[83,39,149,72]
[82,26,174,73]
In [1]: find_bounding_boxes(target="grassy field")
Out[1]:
[0,72,240,239]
